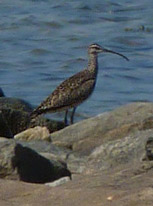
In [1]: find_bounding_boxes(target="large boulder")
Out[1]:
[0,97,33,113]
[0,138,71,183]
[88,129,153,171]
[51,102,153,155]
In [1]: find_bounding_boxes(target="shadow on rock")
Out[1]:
[12,144,71,183]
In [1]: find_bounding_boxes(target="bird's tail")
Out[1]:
[30,109,41,119]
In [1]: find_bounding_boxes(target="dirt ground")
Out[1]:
[1,162,153,206]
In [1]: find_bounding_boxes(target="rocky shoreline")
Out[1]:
[0,88,153,205]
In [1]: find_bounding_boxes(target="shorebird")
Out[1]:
[31,43,129,125]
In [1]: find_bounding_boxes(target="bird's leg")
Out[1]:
[64,110,68,126]
[70,107,76,124]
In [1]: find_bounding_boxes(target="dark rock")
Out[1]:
[0,88,5,97]
[0,97,65,136]
[29,116,65,133]
[0,97,33,113]
[1,108,30,135]
[0,97,33,135]
[145,137,153,160]
[0,111,13,138]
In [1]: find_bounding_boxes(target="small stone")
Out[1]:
[45,176,71,187]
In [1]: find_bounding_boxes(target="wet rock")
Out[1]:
[51,102,153,155]
[14,126,51,142]
[0,97,33,113]
[29,116,65,133]
[0,111,13,138]
[0,97,33,135]
[1,108,30,135]
[0,97,65,136]
[0,88,5,97]
[0,97,32,112]
[0,138,71,183]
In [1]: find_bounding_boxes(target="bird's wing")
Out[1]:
[33,69,95,114]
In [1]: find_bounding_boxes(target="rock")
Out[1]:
[29,116,65,133]
[145,137,153,160]
[51,102,153,155]
[0,138,71,183]
[87,129,153,171]
[45,176,71,187]
[0,111,13,138]
[0,102,153,205]
[14,126,51,142]
[0,97,65,136]
[16,139,86,173]
[0,88,5,97]
[0,97,33,135]
[0,97,33,112]
[0,138,17,179]
[1,108,30,135]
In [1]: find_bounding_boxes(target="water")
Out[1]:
[0,0,153,121]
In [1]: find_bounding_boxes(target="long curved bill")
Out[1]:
[103,48,129,61]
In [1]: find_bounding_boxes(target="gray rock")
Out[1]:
[45,176,71,187]
[0,138,71,183]
[0,138,17,179]
[87,129,153,171]
[16,139,86,173]
[51,102,153,155]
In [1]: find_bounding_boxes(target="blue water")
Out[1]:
[0,0,153,121]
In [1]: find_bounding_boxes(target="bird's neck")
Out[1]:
[88,53,98,77]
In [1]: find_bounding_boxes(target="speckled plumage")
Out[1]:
[31,43,128,124]
[32,69,96,115]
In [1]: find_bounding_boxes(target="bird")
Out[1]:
[30,43,129,125]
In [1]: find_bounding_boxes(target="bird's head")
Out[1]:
[88,43,129,61]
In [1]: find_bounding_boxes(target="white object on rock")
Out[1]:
[45,176,71,187]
